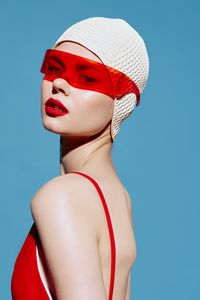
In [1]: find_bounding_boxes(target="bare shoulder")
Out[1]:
[30,173,107,299]
[30,173,100,226]
[30,172,105,241]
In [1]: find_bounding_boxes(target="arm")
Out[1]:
[30,175,107,300]
[125,271,131,300]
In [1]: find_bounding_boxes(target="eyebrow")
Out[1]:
[48,56,65,68]
[76,63,102,73]
[48,53,104,74]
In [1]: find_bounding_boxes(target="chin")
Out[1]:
[41,116,62,134]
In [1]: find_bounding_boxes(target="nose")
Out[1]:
[52,78,71,95]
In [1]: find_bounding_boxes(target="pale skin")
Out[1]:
[30,41,137,300]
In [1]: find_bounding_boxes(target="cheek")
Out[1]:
[41,80,51,99]
[76,90,114,126]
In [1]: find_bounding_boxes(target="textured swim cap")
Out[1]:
[53,17,149,142]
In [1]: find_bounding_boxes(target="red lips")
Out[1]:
[45,98,68,117]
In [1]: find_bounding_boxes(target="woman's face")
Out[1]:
[41,41,114,140]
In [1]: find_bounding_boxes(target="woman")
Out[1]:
[11,17,149,300]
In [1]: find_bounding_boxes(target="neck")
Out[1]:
[59,129,116,178]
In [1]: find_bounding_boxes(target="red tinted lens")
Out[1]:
[40,49,140,105]
[40,49,114,96]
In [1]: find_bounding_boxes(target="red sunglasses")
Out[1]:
[40,49,140,106]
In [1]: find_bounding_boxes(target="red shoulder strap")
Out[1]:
[69,171,116,300]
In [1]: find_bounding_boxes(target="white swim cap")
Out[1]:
[53,17,150,142]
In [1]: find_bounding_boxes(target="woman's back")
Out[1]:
[81,172,136,300]
[93,173,136,300]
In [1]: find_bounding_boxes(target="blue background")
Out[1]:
[1,0,199,299]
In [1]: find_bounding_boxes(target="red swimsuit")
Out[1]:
[11,171,116,300]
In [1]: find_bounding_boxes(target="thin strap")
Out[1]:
[69,171,116,300]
